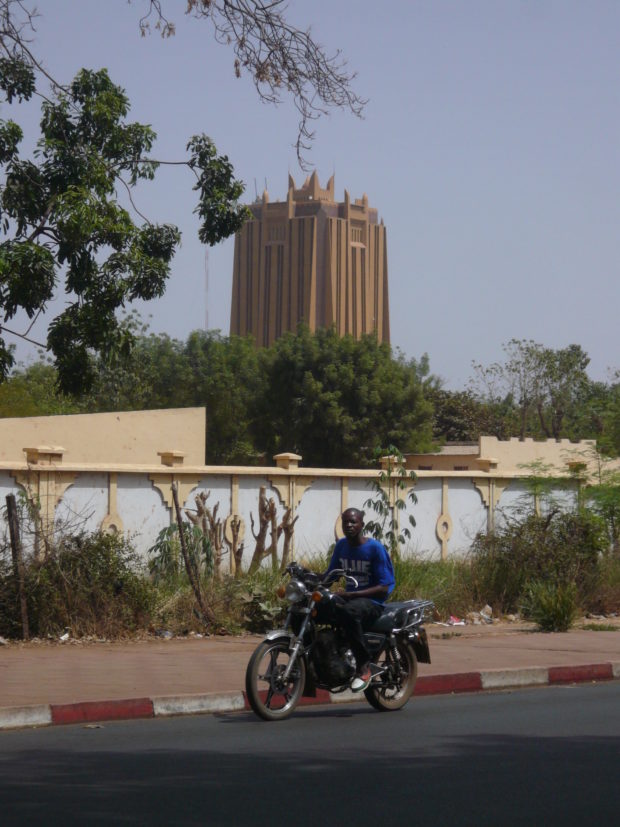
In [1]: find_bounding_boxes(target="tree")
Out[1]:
[182,330,264,464]
[253,326,434,468]
[83,319,264,465]
[534,344,590,439]
[136,0,365,167]
[0,359,78,416]
[13,324,433,469]
[471,339,543,440]
[1,0,364,392]
[82,319,193,413]
[598,374,620,458]
[563,378,609,445]
[0,58,247,392]
[427,387,512,443]
[471,339,592,441]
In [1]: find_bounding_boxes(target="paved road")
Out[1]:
[2,683,619,826]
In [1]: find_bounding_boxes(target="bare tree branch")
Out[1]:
[137,0,367,168]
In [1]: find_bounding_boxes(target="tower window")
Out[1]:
[268,223,286,243]
[350,221,365,245]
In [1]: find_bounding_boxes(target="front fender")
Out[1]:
[263,630,293,644]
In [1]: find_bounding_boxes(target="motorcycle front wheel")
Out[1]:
[364,639,417,711]
[245,640,306,721]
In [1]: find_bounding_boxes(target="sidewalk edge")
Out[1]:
[2,662,618,731]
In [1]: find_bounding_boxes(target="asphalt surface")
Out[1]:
[1,617,619,729]
[1,684,619,826]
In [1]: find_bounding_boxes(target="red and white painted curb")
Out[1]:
[1,662,619,730]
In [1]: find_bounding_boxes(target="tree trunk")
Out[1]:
[186,491,226,579]
[248,487,276,574]
[172,483,215,628]
[279,507,299,571]
[6,494,29,640]
[536,401,550,438]
[269,504,280,572]
[226,515,244,577]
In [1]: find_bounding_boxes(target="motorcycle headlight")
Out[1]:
[285,579,307,603]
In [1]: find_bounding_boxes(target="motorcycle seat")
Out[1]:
[369,600,428,633]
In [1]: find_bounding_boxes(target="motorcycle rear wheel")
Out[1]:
[364,639,417,711]
[245,640,306,721]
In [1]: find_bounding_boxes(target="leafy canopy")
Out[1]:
[0,64,247,391]
[253,325,434,467]
[11,321,433,468]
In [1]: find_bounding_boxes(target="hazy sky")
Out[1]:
[5,0,619,388]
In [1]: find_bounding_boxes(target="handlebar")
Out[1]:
[285,562,359,590]
[322,568,359,589]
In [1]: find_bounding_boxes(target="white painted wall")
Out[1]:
[0,469,580,568]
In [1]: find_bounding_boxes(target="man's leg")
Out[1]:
[334,598,382,673]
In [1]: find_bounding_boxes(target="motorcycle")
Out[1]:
[245,562,434,721]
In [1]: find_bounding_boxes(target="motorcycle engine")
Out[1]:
[311,629,356,686]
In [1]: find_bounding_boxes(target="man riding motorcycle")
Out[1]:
[317,507,396,692]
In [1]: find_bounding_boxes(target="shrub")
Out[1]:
[469,509,607,615]
[151,565,287,635]
[523,581,578,632]
[585,552,620,615]
[0,531,155,639]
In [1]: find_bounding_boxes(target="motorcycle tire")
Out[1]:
[364,639,417,711]
[245,639,306,721]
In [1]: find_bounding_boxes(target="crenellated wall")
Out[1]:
[405,435,603,476]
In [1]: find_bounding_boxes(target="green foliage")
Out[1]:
[469,509,607,615]
[0,55,35,103]
[0,61,246,393]
[470,339,594,441]
[391,556,473,619]
[254,326,434,467]
[0,360,79,416]
[152,568,285,636]
[28,322,430,468]
[181,330,264,464]
[236,582,284,633]
[0,531,155,639]
[599,379,620,457]
[428,387,512,442]
[586,547,620,615]
[82,323,264,464]
[587,475,620,553]
[148,522,214,585]
[522,581,578,632]
[363,446,418,559]
[581,623,619,632]
[187,135,249,245]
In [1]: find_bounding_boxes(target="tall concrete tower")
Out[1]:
[230,172,390,347]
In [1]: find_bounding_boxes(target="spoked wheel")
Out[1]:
[364,639,417,711]
[245,640,306,721]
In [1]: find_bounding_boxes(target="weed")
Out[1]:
[580,623,619,632]
[522,580,578,632]
[391,556,473,618]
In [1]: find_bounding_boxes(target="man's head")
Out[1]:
[341,508,365,544]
